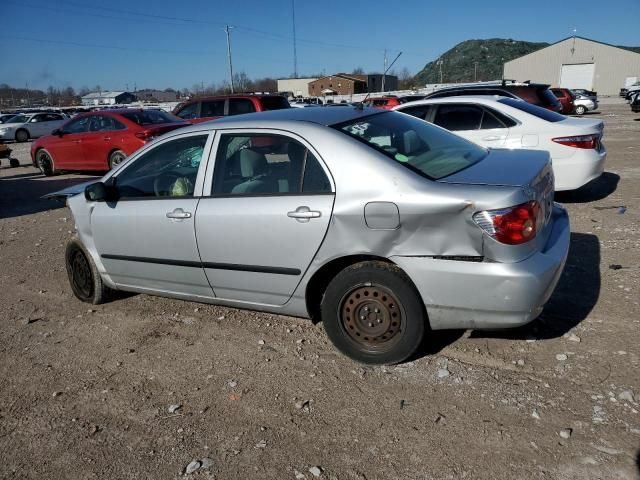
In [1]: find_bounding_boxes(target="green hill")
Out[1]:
[414,38,549,84]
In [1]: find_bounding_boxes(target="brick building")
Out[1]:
[308,73,399,96]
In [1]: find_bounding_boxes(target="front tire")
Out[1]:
[9,158,20,168]
[321,261,426,365]
[108,149,126,170]
[15,129,29,143]
[574,105,586,115]
[36,149,55,176]
[65,239,112,304]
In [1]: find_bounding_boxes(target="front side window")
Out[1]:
[30,114,46,123]
[115,135,208,198]
[63,116,90,134]
[433,104,483,131]
[334,112,487,180]
[212,134,331,195]
[201,100,225,117]
[176,102,198,119]
[228,99,256,116]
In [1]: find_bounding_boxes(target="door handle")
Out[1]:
[166,208,192,219]
[482,135,502,141]
[73,140,82,144]
[103,136,111,141]
[288,206,321,223]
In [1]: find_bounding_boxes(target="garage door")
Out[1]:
[560,63,595,90]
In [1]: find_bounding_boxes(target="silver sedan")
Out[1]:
[0,112,66,142]
[51,107,570,364]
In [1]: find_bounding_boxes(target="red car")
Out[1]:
[31,109,188,176]
[173,94,291,123]
[551,88,575,115]
[363,96,401,110]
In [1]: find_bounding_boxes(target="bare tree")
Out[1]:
[398,67,414,89]
[351,67,365,75]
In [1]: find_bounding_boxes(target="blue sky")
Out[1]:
[0,0,637,92]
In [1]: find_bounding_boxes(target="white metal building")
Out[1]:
[276,78,318,97]
[81,91,137,106]
[503,37,640,95]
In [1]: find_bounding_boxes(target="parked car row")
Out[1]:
[49,106,569,365]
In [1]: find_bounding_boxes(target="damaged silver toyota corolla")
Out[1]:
[48,107,569,364]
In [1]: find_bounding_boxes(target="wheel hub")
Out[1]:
[340,286,402,346]
[71,251,93,298]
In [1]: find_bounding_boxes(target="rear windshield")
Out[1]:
[121,110,179,125]
[260,96,291,111]
[333,112,487,180]
[498,98,566,122]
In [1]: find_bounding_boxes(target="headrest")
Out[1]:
[402,130,424,155]
[239,149,268,177]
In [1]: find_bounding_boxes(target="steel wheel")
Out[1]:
[340,284,405,351]
[70,249,94,299]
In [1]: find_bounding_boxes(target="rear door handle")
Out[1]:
[103,136,111,141]
[288,206,321,222]
[482,135,502,141]
[166,208,192,219]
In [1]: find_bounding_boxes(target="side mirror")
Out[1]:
[52,128,64,136]
[85,182,117,202]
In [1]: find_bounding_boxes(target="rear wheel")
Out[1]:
[36,149,55,176]
[321,261,426,365]
[65,239,112,304]
[574,105,586,115]
[9,158,20,168]
[15,129,29,143]
[108,149,126,170]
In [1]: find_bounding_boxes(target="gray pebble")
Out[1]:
[185,460,201,474]
[559,428,572,439]
[168,404,182,414]
[555,353,568,361]
[309,466,322,477]
[437,368,450,378]
[618,390,635,403]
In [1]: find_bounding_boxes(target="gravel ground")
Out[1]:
[1,102,639,480]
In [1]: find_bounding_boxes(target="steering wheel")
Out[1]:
[153,173,181,197]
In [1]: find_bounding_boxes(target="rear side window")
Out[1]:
[433,105,483,131]
[498,98,565,122]
[212,134,331,195]
[229,99,256,116]
[201,100,225,117]
[259,96,291,111]
[121,110,179,125]
[481,107,516,129]
[538,89,561,108]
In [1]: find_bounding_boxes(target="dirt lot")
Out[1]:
[1,102,639,480]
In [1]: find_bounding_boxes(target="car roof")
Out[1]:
[395,95,514,108]
[175,106,385,133]
[183,94,285,102]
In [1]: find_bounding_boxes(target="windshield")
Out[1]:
[498,98,566,122]
[5,114,29,124]
[333,112,487,180]
[121,110,180,125]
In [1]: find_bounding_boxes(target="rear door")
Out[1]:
[432,103,509,146]
[82,115,128,169]
[195,130,334,305]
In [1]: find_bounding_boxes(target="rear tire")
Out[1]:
[321,261,426,365]
[574,105,586,115]
[9,158,20,168]
[108,149,126,170]
[36,149,55,176]
[65,238,112,305]
[15,129,29,143]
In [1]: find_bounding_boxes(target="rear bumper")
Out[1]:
[391,205,570,330]
[553,147,606,191]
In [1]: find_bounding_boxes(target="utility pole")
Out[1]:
[292,0,298,78]
[382,49,388,92]
[474,61,478,82]
[26,82,30,106]
[225,25,235,93]
[437,59,443,83]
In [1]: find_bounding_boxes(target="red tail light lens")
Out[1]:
[473,201,540,245]
[552,134,599,149]
[135,130,156,142]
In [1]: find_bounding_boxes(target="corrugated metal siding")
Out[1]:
[504,38,640,95]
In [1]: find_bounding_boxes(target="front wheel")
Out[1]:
[65,239,113,304]
[321,261,426,365]
[15,129,29,143]
[574,105,586,115]
[36,149,55,176]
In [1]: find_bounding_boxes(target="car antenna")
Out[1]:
[355,51,403,110]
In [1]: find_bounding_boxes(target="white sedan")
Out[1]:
[0,112,66,143]
[393,96,606,191]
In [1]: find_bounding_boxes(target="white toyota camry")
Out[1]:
[393,96,606,191]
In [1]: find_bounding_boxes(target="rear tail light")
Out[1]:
[135,130,157,142]
[552,134,600,149]
[473,201,540,245]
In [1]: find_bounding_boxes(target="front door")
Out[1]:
[90,132,214,298]
[49,115,91,169]
[196,131,334,306]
